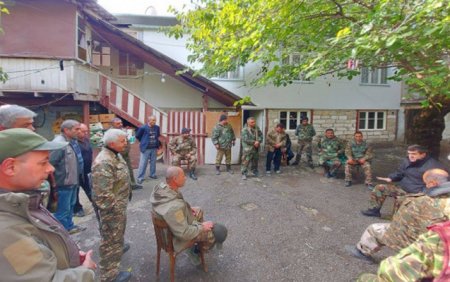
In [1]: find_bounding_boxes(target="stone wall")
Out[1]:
[267,109,397,144]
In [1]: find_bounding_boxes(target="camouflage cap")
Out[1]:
[0,128,68,162]
[212,223,228,250]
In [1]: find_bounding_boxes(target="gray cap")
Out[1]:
[212,223,228,250]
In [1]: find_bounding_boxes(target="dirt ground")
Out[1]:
[72,143,443,282]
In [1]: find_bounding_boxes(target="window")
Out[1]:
[92,41,111,66]
[119,52,144,76]
[77,15,87,61]
[212,65,244,80]
[360,67,388,85]
[279,111,310,130]
[358,111,386,130]
[282,53,311,82]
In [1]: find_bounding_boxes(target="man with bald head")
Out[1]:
[136,115,161,183]
[150,166,227,265]
[347,168,450,263]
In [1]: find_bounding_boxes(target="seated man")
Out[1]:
[344,131,374,188]
[150,167,227,265]
[357,221,450,281]
[361,144,445,217]
[318,128,345,178]
[168,128,198,180]
[346,168,450,263]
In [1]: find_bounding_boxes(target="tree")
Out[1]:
[169,0,450,157]
[0,1,9,83]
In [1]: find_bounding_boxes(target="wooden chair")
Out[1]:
[151,212,207,282]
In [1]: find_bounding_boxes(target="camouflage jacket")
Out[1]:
[357,228,445,282]
[265,129,287,152]
[318,137,344,160]
[241,124,263,154]
[150,182,202,253]
[295,124,316,142]
[92,147,131,212]
[168,136,197,156]
[382,182,450,251]
[345,140,373,161]
[211,123,235,149]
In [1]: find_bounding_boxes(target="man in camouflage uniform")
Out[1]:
[241,117,263,180]
[92,129,132,282]
[212,114,236,175]
[346,169,450,264]
[344,131,374,188]
[357,220,450,282]
[292,117,316,168]
[169,127,198,180]
[318,128,345,178]
[265,123,287,175]
[111,118,143,190]
[150,166,227,265]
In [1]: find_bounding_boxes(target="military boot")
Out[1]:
[215,166,221,175]
[360,207,381,217]
[189,169,198,180]
[226,164,234,174]
[345,181,352,187]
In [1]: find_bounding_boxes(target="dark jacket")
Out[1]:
[389,156,446,193]
[50,135,79,188]
[78,137,93,174]
[136,124,161,153]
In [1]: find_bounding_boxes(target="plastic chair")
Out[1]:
[151,212,207,282]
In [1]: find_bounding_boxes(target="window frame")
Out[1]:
[279,110,311,131]
[282,52,313,83]
[118,51,144,77]
[92,41,111,67]
[77,14,87,62]
[211,66,244,81]
[360,67,389,86]
[358,111,386,130]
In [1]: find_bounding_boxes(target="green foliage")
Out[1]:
[0,1,9,83]
[233,96,252,107]
[168,0,450,103]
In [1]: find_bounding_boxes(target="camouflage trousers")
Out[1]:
[241,150,259,175]
[344,162,373,184]
[99,206,128,282]
[295,140,313,163]
[191,207,216,251]
[368,184,407,209]
[356,223,390,256]
[172,153,197,169]
[215,148,232,166]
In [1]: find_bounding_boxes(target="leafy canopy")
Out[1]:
[0,1,9,83]
[169,0,449,104]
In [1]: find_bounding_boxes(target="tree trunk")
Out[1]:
[405,97,450,159]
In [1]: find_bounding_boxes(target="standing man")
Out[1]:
[0,104,36,131]
[111,118,143,190]
[92,129,132,282]
[292,117,316,168]
[73,123,93,217]
[241,117,263,180]
[212,114,236,175]
[361,144,445,217]
[150,166,227,264]
[0,128,96,281]
[318,128,345,178]
[344,131,374,188]
[168,128,198,180]
[265,123,287,175]
[136,115,160,183]
[50,119,86,234]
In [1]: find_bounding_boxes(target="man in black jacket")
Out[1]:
[361,145,446,217]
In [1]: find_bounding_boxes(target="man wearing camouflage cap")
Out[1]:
[212,114,236,175]
[168,127,198,180]
[0,128,96,281]
[150,166,227,265]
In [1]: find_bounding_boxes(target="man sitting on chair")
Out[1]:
[150,166,227,265]
[168,128,198,180]
[344,131,374,189]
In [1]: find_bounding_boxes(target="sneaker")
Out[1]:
[74,210,85,217]
[344,245,374,264]
[266,171,271,176]
[113,271,132,282]
[242,174,247,180]
[123,243,130,254]
[149,175,158,179]
[345,181,352,187]
[69,225,87,235]
[131,184,143,190]
[186,248,201,266]
[136,179,143,185]
[275,170,281,174]
[252,170,259,177]
[361,208,381,217]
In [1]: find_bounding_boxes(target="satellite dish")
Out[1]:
[144,6,157,15]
